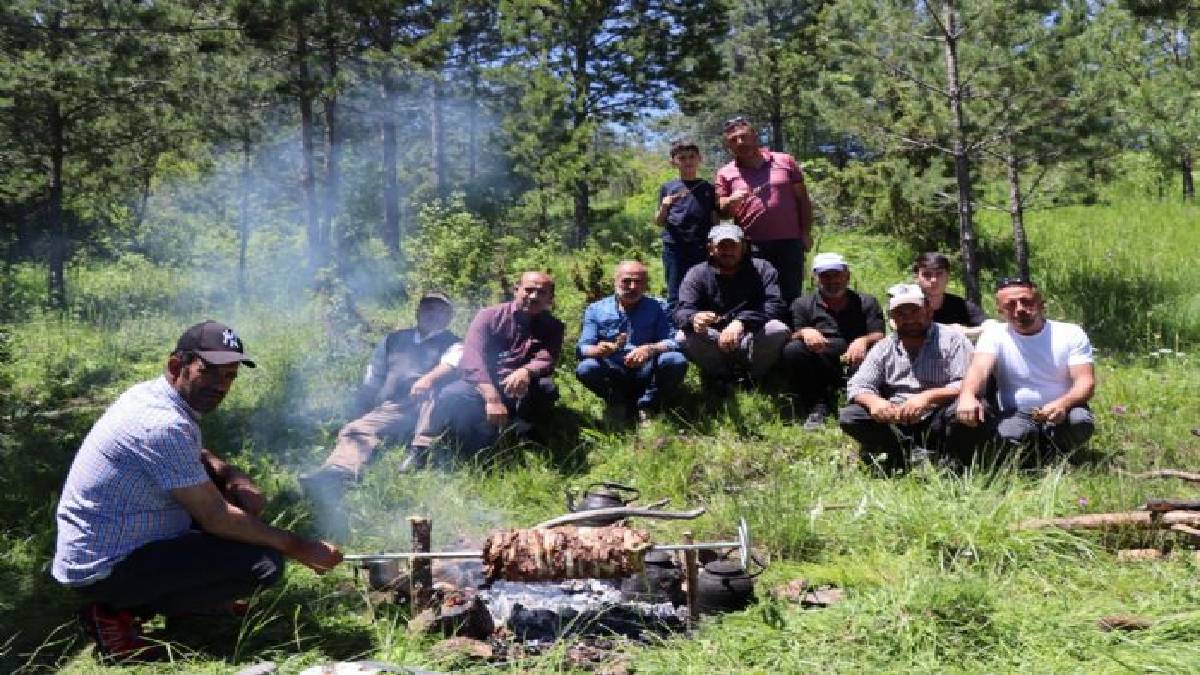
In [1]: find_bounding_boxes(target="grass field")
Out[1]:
[2,195,1199,673]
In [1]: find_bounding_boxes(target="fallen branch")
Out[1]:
[1170,524,1200,541]
[1018,510,1200,530]
[1123,469,1200,483]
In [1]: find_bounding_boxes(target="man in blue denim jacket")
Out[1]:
[576,261,688,424]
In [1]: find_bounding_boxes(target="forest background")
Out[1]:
[1,0,1199,672]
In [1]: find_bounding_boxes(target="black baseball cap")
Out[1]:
[418,291,453,308]
[175,320,257,368]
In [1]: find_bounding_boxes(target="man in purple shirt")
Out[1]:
[714,117,814,305]
[406,272,564,468]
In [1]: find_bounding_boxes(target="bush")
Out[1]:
[404,197,502,308]
[806,156,959,251]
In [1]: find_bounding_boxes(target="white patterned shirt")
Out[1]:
[52,376,210,586]
[847,323,974,404]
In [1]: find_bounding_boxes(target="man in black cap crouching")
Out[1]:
[52,320,342,661]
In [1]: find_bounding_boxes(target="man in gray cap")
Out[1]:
[782,252,885,430]
[53,320,341,660]
[304,292,463,487]
[839,285,983,471]
[674,223,789,393]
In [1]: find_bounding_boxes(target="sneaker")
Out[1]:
[907,446,935,470]
[300,465,355,494]
[79,602,162,661]
[802,403,831,431]
[398,446,430,473]
[636,408,653,428]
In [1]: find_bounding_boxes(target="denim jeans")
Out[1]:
[662,241,709,312]
[575,351,688,411]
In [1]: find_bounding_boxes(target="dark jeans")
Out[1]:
[995,407,1095,459]
[575,352,688,411]
[73,531,284,615]
[839,402,988,470]
[750,238,806,307]
[423,376,559,454]
[662,241,708,312]
[781,337,848,408]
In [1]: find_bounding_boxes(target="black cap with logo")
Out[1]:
[175,320,257,368]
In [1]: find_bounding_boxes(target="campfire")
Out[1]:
[346,497,764,664]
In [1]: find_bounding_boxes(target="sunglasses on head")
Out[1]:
[995,276,1035,291]
[723,116,750,131]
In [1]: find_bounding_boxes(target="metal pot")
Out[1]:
[362,559,404,591]
[620,550,684,605]
[694,556,764,615]
[564,481,640,526]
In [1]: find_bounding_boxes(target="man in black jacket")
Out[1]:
[782,252,885,429]
[304,292,462,487]
[674,224,789,393]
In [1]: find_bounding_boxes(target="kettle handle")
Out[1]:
[586,481,641,505]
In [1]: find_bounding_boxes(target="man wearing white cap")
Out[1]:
[674,223,790,392]
[839,285,983,470]
[782,252,885,429]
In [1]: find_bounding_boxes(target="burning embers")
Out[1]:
[482,525,651,582]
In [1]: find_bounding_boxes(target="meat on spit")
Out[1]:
[481,525,652,582]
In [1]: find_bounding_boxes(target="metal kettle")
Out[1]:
[694,554,766,615]
[564,481,641,526]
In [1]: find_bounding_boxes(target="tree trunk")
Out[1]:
[381,70,401,258]
[941,3,981,305]
[323,7,342,268]
[1182,151,1195,202]
[296,27,323,272]
[769,78,784,152]
[238,135,252,297]
[431,76,448,201]
[571,34,590,247]
[46,99,67,310]
[468,70,479,182]
[1006,143,1030,280]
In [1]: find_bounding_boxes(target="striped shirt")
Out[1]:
[847,323,973,404]
[52,376,211,586]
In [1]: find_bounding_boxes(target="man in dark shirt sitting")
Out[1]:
[782,253,885,430]
[674,224,789,394]
[912,252,992,339]
[408,272,564,467]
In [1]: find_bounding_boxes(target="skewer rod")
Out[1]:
[345,541,740,563]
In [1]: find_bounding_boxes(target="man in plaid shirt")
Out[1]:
[52,320,342,660]
[839,285,986,472]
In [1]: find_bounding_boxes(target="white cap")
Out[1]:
[708,223,745,243]
[887,283,926,310]
[811,252,848,273]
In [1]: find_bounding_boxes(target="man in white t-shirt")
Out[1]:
[956,280,1096,460]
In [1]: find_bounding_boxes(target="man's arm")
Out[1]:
[674,267,703,332]
[791,158,813,248]
[200,448,264,516]
[1040,363,1095,423]
[954,351,997,426]
[172,481,341,573]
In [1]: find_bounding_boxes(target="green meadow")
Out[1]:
[3,193,1200,673]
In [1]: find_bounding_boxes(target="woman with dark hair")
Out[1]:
[911,252,993,340]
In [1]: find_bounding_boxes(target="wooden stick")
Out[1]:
[1123,469,1200,483]
[1018,510,1200,530]
[683,531,699,627]
[1170,523,1200,540]
[409,516,433,610]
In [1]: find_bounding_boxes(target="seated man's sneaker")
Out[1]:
[299,465,355,498]
[803,403,831,431]
[79,602,163,661]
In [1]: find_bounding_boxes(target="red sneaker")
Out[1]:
[78,602,163,661]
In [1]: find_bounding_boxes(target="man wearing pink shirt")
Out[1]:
[714,117,814,306]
